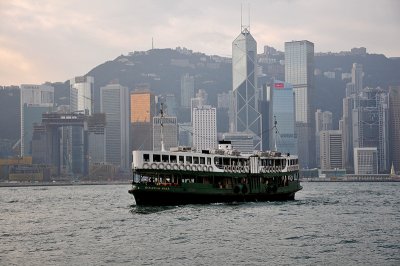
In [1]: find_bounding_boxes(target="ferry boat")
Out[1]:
[129,141,302,206]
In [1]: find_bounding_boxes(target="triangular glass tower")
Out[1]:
[232,27,262,150]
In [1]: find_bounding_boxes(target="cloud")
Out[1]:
[0,0,398,85]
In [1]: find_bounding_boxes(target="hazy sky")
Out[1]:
[0,0,399,85]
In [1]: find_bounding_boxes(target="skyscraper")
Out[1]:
[315,109,333,167]
[192,105,217,151]
[271,80,297,155]
[70,76,94,115]
[180,74,194,108]
[285,40,315,168]
[351,63,363,92]
[20,84,54,156]
[100,84,130,171]
[130,91,156,151]
[352,87,389,173]
[320,130,343,170]
[232,27,262,150]
[389,86,400,173]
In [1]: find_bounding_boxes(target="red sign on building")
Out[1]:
[274,83,284,89]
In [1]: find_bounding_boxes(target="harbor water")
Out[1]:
[1,182,399,265]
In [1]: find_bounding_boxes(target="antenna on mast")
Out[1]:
[273,116,278,151]
[152,37,154,50]
[160,102,165,152]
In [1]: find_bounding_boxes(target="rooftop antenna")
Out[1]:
[152,37,154,50]
[241,2,250,32]
[160,102,165,152]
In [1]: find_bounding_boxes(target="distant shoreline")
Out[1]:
[0,181,132,188]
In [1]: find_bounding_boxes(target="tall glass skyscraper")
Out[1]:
[271,80,297,155]
[232,27,262,150]
[285,40,315,168]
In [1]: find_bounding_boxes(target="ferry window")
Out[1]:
[207,157,211,165]
[170,155,177,163]
[200,157,205,164]
[276,160,281,166]
[186,156,192,164]
[143,154,150,162]
[153,154,160,162]
[223,158,230,166]
[179,156,184,163]
[162,155,169,162]
[193,157,199,164]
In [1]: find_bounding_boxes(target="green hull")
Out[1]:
[129,180,302,206]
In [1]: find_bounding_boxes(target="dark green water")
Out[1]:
[1,182,399,265]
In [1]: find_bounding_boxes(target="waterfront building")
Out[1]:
[20,84,54,156]
[70,76,94,115]
[87,113,106,165]
[354,147,378,175]
[320,130,343,170]
[232,26,262,150]
[352,87,389,173]
[285,40,315,168]
[101,84,130,171]
[192,105,217,151]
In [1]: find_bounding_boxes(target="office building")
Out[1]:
[232,26,262,150]
[181,74,194,108]
[70,76,94,115]
[315,109,332,167]
[389,86,400,173]
[351,63,363,93]
[354,147,378,175]
[320,130,343,170]
[285,40,315,168]
[87,113,106,164]
[20,84,54,156]
[130,91,156,151]
[164,94,177,117]
[352,87,389,173]
[271,80,297,155]
[222,132,254,154]
[101,84,130,170]
[153,116,178,151]
[192,105,217,151]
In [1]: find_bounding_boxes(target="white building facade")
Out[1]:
[192,105,217,151]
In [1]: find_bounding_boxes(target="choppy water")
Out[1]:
[1,182,399,265]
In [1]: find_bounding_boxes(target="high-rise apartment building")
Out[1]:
[181,74,194,108]
[285,40,315,168]
[389,86,400,173]
[192,105,217,151]
[100,84,130,171]
[70,76,94,115]
[20,84,54,156]
[130,91,156,151]
[232,27,262,150]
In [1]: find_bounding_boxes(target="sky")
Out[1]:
[0,0,399,86]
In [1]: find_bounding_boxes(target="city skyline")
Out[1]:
[1,0,399,85]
